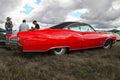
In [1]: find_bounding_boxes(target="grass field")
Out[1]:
[0,42,120,80]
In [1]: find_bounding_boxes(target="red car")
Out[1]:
[6,22,116,55]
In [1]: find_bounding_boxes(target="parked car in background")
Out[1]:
[6,22,116,55]
[112,33,120,41]
[0,28,6,46]
[107,29,120,41]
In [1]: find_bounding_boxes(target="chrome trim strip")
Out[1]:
[48,46,69,50]
[70,45,102,51]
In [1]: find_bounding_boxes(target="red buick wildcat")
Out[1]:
[6,22,116,55]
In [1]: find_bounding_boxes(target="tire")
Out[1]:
[103,39,113,49]
[50,47,68,55]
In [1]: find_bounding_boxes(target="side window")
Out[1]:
[67,23,95,32]
[68,24,81,32]
[80,25,95,32]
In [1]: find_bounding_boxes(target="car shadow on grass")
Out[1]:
[11,47,106,59]
[12,51,52,59]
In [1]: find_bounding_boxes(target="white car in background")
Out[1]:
[114,33,120,41]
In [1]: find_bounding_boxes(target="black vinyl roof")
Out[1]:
[50,22,89,29]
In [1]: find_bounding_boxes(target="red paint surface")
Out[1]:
[10,28,116,52]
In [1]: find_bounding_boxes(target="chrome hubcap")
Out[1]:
[104,40,112,49]
[53,48,65,55]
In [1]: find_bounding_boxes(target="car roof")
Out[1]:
[50,22,89,29]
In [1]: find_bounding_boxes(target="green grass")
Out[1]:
[0,42,120,80]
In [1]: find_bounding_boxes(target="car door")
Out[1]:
[67,23,102,49]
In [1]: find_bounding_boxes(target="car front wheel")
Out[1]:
[103,39,113,49]
[50,47,68,55]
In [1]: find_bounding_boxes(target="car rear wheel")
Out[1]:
[103,39,113,49]
[50,47,68,55]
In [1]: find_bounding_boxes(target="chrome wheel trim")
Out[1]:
[103,40,112,49]
[53,48,66,55]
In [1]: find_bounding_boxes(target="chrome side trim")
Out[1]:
[70,45,102,51]
[48,46,69,50]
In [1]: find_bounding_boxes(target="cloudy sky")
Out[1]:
[0,0,120,30]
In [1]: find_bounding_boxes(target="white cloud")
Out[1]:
[65,9,88,22]
[0,0,120,30]
[0,0,40,30]
[27,0,83,24]
[27,0,120,29]
[113,0,120,10]
[80,0,120,29]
